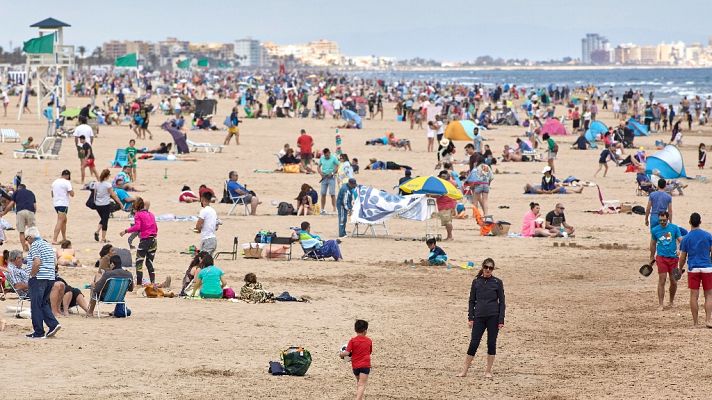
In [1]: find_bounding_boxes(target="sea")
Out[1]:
[348,67,712,104]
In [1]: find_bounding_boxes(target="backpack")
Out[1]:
[113,303,131,318]
[277,202,295,216]
[281,347,312,376]
[552,142,559,153]
[268,361,286,376]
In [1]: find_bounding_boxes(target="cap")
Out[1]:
[542,166,552,174]
[348,178,357,185]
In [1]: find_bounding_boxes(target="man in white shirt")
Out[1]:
[73,116,94,145]
[194,191,218,255]
[333,97,343,119]
[51,170,74,244]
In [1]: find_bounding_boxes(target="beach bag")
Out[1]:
[255,230,277,243]
[277,202,295,216]
[222,287,236,299]
[243,243,263,259]
[268,361,286,376]
[85,189,97,210]
[491,221,511,236]
[552,142,559,153]
[113,303,131,318]
[632,205,646,215]
[281,347,312,376]
[223,116,233,128]
[283,164,300,174]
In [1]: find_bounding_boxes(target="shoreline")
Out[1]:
[338,64,712,73]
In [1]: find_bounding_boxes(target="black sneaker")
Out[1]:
[45,324,62,338]
[26,333,45,340]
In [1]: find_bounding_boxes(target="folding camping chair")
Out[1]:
[596,185,621,213]
[5,279,30,318]
[225,181,250,216]
[111,148,129,167]
[300,241,325,261]
[269,236,295,260]
[424,198,442,240]
[91,277,131,318]
[351,221,388,237]
[215,236,239,260]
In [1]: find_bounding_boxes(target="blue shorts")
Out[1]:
[474,184,490,194]
[353,368,370,376]
[320,176,336,196]
[54,206,68,214]
[649,214,660,231]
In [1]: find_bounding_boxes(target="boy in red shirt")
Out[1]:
[340,319,372,400]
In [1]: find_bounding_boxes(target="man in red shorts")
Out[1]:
[649,211,682,310]
[678,212,712,327]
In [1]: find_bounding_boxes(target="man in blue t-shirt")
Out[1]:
[226,171,259,215]
[678,212,712,326]
[646,179,672,230]
[649,211,682,310]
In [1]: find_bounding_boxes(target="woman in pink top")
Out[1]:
[521,202,557,238]
[120,197,158,285]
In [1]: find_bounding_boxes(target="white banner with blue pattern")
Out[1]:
[352,186,429,224]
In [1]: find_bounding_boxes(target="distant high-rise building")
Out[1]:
[581,33,608,64]
[235,37,264,67]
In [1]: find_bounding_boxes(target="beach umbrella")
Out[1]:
[399,176,463,200]
[60,108,96,118]
[444,120,477,141]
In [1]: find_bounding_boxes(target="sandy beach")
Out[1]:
[2,95,712,400]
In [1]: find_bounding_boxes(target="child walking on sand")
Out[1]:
[340,319,372,400]
[699,143,706,169]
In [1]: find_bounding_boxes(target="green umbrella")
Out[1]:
[60,108,97,118]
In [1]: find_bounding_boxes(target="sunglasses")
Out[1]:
[483,265,495,270]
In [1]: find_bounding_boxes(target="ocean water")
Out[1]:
[349,68,712,104]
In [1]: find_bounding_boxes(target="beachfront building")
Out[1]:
[235,37,265,67]
[189,42,234,60]
[102,40,152,60]
[262,39,342,66]
[581,33,609,64]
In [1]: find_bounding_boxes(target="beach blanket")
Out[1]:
[352,186,428,224]
[156,214,198,222]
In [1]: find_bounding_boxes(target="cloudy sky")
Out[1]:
[4,0,712,60]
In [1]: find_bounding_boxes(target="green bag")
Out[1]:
[281,346,312,376]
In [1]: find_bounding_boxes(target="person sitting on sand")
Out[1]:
[501,145,523,162]
[516,138,533,152]
[295,183,318,216]
[55,266,90,316]
[190,253,226,299]
[521,202,558,238]
[239,272,274,303]
[296,221,343,261]
[199,185,216,202]
[364,159,413,171]
[636,166,655,194]
[650,169,687,196]
[179,251,209,297]
[571,134,590,150]
[545,203,575,237]
[523,167,584,195]
[87,255,134,317]
[113,178,137,212]
[113,166,138,191]
[179,185,199,203]
[387,132,412,151]
[419,238,448,266]
[56,240,79,267]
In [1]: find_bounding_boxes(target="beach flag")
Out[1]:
[114,53,138,67]
[177,59,191,69]
[197,58,209,67]
[22,33,55,54]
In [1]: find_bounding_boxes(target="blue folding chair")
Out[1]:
[92,277,131,318]
[111,148,129,168]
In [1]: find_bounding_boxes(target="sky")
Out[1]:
[3,0,712,61]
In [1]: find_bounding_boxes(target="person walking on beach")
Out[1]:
[51,170,74,244]
[195,191,218,256]
[649,211,682,310]
[645,179,673,231]
[339,319,372,400]
[678,213,712,327]
[79,135,99,184]
[91,169,122,243]
[542,133,558,175]
[25,227,61,339]
[120,197,158,286]
[224,107,240,145]
[336,178,357,238]
[0,183,36,252]
[457,258,505,378]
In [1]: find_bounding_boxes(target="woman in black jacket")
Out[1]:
[457,258,505,378]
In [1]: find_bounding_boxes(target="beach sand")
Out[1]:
[1,97,712,399]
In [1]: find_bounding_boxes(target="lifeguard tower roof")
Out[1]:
[30,18,71,28]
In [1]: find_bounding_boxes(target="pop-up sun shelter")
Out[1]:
[585,120,608,143]
[541,118,568,136]
[646,145,687,179]
[627,117,650,136]
[445,120,478,141]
